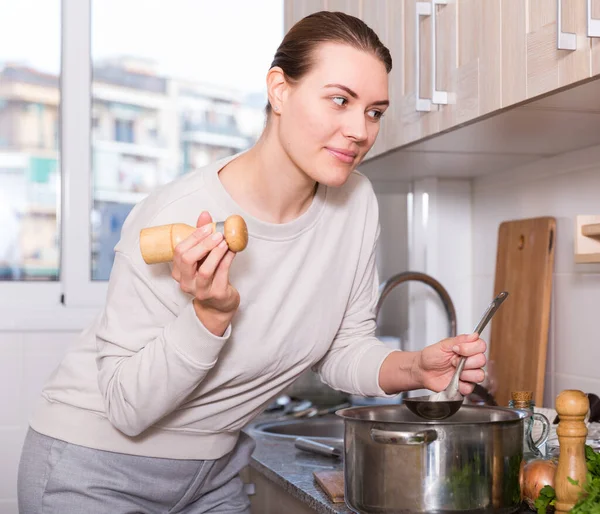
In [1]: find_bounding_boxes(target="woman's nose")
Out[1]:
[342,112,368,142]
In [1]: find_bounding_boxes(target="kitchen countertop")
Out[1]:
[245,417,349,514]
[244,417,535,514]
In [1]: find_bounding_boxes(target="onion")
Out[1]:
[520,458,557,509]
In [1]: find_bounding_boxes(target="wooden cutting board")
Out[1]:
[313,470,344,503]
[489,217,556,407]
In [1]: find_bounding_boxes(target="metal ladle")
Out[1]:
[403,291,509,420]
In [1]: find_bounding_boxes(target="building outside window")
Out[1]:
[0,1,61,282]
[0,0,283,292]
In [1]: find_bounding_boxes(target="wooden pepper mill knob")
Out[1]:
[554,389,589,513]
[139,215,248,264]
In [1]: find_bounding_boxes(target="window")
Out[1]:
[90,0,283,280]
[114,119,134,143]
[0,0,283,317]
[0,0,61,282]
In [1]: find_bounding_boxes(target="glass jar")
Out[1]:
[509,391,550,461]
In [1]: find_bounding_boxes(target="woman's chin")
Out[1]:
[314,167,355,188]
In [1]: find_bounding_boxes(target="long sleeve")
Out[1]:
[312,209,398,398]
[95,251,231,437]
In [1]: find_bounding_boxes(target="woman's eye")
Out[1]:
[368,109,384,120]
[332,96,347,106]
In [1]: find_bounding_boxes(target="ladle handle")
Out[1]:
[449,291,509,393]
[473,291,509,335]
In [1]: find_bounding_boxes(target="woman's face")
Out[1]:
[278,42,389,187]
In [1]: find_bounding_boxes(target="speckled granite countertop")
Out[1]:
[243,415,534,514]
[245,418,350,513]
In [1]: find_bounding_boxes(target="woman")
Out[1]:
[18,11,486,514]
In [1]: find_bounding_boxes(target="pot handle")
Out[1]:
[370,428,437,445]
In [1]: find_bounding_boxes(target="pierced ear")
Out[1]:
[266,66,287,113]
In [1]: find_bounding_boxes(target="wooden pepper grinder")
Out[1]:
[554,389,590,513]
[139,215,248,264]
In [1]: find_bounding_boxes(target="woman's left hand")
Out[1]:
[415,333,487,395]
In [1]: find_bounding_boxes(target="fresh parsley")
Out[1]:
[570,446,600,513]
[535,446,600,513]
[534,485,556,514]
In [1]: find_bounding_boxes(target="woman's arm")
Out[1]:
[312,181,486,398]
[96,251,231,437]
[379,334,487,395]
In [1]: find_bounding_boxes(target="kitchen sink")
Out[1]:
[251,415,344,440]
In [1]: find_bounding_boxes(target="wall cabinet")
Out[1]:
[502,0,591,105]
[284,0,600,156]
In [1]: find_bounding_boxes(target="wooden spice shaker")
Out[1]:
[139,215,248,264]
[554,389,589,513]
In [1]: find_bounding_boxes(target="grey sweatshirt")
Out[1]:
[30,153,396,459]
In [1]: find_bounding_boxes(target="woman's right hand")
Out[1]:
[171,211,240,336]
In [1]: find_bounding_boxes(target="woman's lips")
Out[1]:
[326,147,356,164]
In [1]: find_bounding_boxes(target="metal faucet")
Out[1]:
[375,271,457,339]
[375,271,497,406]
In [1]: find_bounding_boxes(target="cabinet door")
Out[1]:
[411,0,501,137]
[382,1,406,152]
[241,467,317,514]
[398,0,492,147]
[326,0,361,16]
[400,0,440,145]
[501,0,591,107]
[284,0,326,31]
[362,0,392,159]
[556,0,592,87]
[478,1,503,115]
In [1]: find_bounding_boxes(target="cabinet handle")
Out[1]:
[415,1,448,112]
[431,0,448,105]
[558,0,577,49]
[416,1,432,112]
[588,0,600,37]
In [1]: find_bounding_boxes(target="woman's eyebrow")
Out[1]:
[324,83,358,98]
[323,83,389,106]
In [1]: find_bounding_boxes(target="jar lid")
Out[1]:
[511,391,534,409]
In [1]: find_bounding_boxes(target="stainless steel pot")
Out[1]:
[336,404,527,514]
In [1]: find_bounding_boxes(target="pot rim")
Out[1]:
[335,404,529,425]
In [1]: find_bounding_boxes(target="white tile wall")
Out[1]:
[0,334,24,429]
[406,178,474,351]
[553,273,600,377]
[1,428,26,512]
[0,330,76,513]
[372,181,410,345]
[473,144,600,409]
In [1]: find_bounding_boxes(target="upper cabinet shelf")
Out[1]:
[285,0,600,163]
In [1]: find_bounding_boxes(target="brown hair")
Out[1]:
[266,10,392,114]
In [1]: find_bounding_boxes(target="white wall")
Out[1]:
[0,331,78,513]
[372,180,410,347]
[472,144,600,408]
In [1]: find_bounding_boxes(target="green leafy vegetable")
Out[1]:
[535,445,600,513]
[534,485,556,514]
[570,446,600,514]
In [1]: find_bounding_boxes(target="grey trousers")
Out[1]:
[17,428,255,514]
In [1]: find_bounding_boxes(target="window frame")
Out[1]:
[0,0,105,329]
[60,0,108,308]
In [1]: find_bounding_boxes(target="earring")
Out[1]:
[273,105,279,112]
